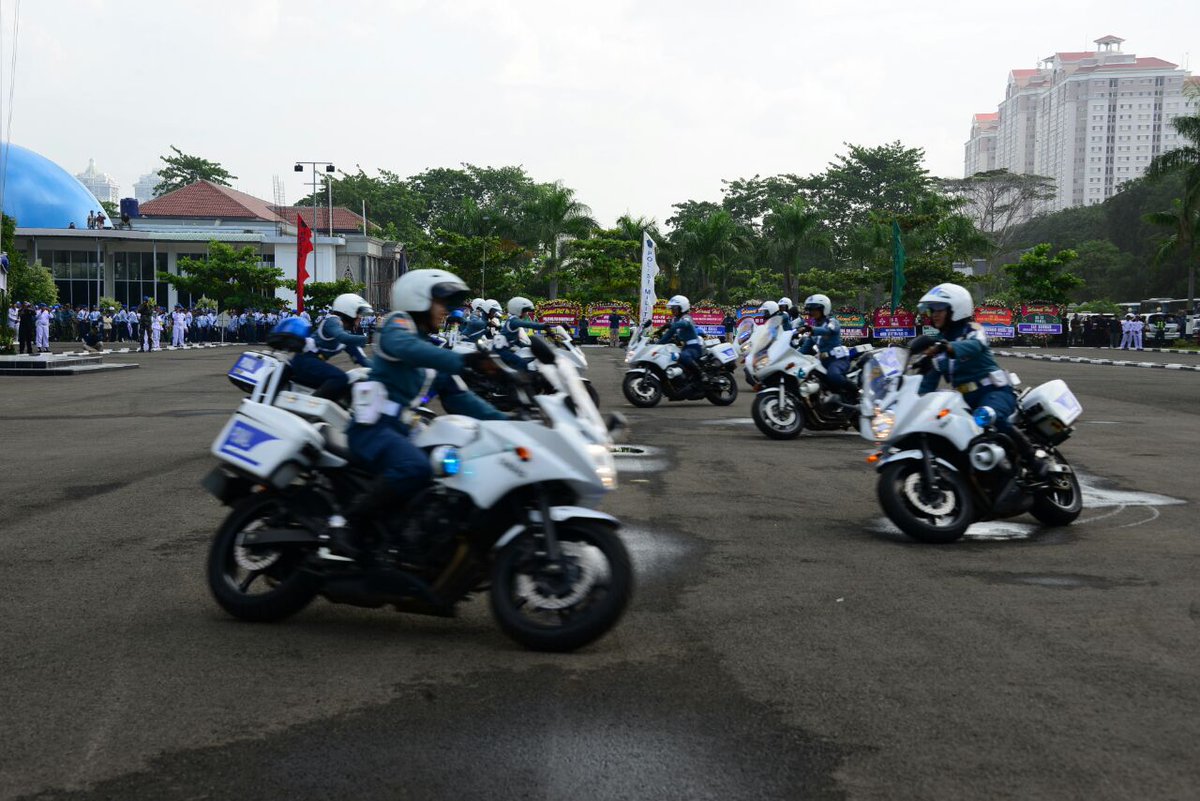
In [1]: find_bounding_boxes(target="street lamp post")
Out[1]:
[293,161,336,285]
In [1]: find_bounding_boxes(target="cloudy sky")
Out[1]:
[8,0,1198,227]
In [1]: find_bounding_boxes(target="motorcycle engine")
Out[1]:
[398,486,469,568]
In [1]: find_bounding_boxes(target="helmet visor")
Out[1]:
[918,301,951,314]
[430,280,470,309]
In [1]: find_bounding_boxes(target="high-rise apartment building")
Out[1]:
[964,112,999,176]
[133,171,162,203]
[75,158,120,205]
[966,36,1197,213]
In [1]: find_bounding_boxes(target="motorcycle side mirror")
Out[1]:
[530,335,557,365]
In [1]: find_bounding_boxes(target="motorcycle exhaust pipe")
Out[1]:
[969,442,1010,472]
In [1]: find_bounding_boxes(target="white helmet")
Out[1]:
[470,298,485,313]
[778,297,793,309]
[803,294,832,316]
[485,299,502,317]
[507,296,535,317]
[667,294,691,313]
[758,300,780,317]
[917,283,973,322]
[1125,313,1134,320]
[331,293,373,319]
[390,269,470,314]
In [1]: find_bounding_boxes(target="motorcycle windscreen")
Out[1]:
[862,347,907,411]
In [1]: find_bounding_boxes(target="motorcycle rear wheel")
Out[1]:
[207,494,320,622]
[705,372,739,406]
[878,461,974,543]
[751,392,804,439]
[490,522,633,652]
[1030,458,1082,526]
[622,372,662,408]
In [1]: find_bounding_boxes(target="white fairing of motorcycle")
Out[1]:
[413,353,616,510]
[744,317,819,384]
[211,400,325,485]
[857,346,981,460]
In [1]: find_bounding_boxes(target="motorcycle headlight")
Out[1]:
[624,350,635,364]
[430,445,461,477]
[587,444,618,491]
[871,409,895,442]
[752,351,770,372]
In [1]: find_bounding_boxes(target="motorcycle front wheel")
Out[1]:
[705,372,739,406]
[751,392,805,439]
[1030,455,1082,526]
[207,494,320,622]
[877,461,974,543]
[490,522,633,653]
[622,372,662,408]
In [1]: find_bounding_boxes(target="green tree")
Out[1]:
[521,182,597,298]
[1001,244,1085,305]
[278,278,367,310]
[154,146,238,196]
[1144,106,1200,311]
[764,198,830,301]
[426,229,531,296]
[671,209,750,302]
[298,167,426,249]
[158,241,284,310]
[1071,239,1140,302]
[560,236,641,303]
[941,169,1056,255]
[2,215,57,304]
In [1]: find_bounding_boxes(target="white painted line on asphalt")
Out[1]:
[701,417,757,425]
[619,526,689,576]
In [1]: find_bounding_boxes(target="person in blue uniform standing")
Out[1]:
[336,270,505,552]
[657,295,703,386]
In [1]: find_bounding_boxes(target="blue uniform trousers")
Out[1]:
[678,343,702,373]
[290,352,350,396]
[346,418,431,498]
[824,356,852,392]
[963,385,1018,434]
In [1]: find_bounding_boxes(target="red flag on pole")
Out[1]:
[296,215,314,312]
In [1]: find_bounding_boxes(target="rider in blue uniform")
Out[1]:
[459,298,489,340]
[494,296,549,370]
[796,293,854,400]
[287,293,372,400]
[916,282,1049,478]
[658,295,703,386]
[338,270,505,551]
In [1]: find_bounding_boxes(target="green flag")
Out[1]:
[891,220,906,314]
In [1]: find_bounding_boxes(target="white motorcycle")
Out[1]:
[744,317,873,439]
[858,346,1083,543]
[448,326,598,411]
[203,336,632,652]
[621,321,740,407]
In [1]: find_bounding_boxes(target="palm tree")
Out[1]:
[673,210,749,301]
[764,199,830,302]
[522,182,597,298]
[1144,107,1200,313]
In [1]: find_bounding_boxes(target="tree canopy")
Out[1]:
[154,146,238,196]
[158,242,284,310]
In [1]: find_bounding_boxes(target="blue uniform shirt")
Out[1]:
[313,314,369,366]
[657,314,701,346]
[918,320,1003,395]
[498,315,548,348]
[800,316,844,357]
[370,312,505,421]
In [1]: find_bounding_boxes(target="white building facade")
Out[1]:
[967,37,1198,212]
[133,172,162,203]
[964,112,999,176]
[75,158,120,205]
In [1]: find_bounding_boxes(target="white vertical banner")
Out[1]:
[639,232,659,326]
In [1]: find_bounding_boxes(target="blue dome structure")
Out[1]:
[0,143,110,229]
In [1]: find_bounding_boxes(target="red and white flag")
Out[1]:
[296,215,314,312]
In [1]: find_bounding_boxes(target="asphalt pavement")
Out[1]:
[1,345,1197,800]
